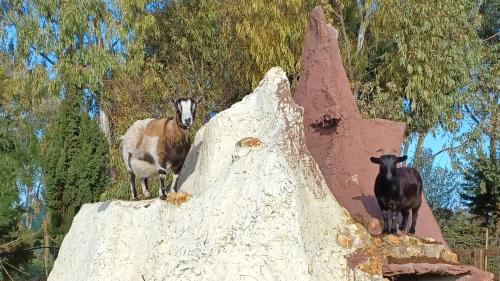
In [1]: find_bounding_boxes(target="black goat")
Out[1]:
[370,154,423,234]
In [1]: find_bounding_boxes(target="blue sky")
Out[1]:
[408,134,452,168]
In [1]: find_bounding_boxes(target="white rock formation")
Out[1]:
[48,67,382,281]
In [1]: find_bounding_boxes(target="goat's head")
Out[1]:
[370,154,407,181]
[169,97,203,129]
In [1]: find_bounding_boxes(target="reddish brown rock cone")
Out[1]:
[294,6,445,244]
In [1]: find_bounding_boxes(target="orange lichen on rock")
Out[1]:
[166,192,191,205]
[440,250,458,264]
[337,233,353,248]
[236,137,262,148]
[384,235,401,246]
[358,256,382,275]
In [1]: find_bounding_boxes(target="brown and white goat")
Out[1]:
[121,97,201,200]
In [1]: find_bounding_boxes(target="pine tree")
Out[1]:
[42,92,108,237]
[461,153,500,235]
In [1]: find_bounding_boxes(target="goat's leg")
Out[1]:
[390,209,398,234]
[400,210,409,232]
[129,172,137,200]
[141,178,151,198]
[171,165,182,193]
[157,161,170,199]
[159,173,166,199]
[382,209,390,234]
[170,173,180,193]
[409,207,420,234]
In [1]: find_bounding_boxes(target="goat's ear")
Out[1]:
[397,155,408,163]
[370,157,380,164]
[195,96,203,104]
[169,97,176,106]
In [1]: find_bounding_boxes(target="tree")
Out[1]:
[437,210,486,250]
[0,60,40,280]
[0,118,33,280]
[2,0,149,143]
[450,0,499,160]
[328,0,482,165]
[461,153,499,234]
[42,92,108,238]
[445,0,499,236]
[100,0,335,199]
[416,149,462,211]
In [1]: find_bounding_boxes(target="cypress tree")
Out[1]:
[461,154,500,235]
[42,92,108,237]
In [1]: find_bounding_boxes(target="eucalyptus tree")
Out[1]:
[328,0,482,164]
[454,0,499,235]
[2,0,154,142]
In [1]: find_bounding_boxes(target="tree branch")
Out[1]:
[432,140,468,158]
[188,52,204,96]
[0,262,14,281]
[39,52,56,65]
[3,260,31,276]
[464,104,480,125]
[483,31,499,42]
[0,246,59,256]
[464,105,489,135]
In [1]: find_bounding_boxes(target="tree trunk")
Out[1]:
[357,21,369,54]
[336,6,353,80]
[43,215,51,278]
[489,95,498,161]
[99,108,111,145]
[356,0,374,54]
[25,184,32,228]
[413,132,426,167]
[402,138,410,167]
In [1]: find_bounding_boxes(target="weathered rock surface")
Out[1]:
[294,6,446,244]
[293,6,493,281]
[48,67,383,281]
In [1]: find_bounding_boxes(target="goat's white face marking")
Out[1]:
[179,100,194,128]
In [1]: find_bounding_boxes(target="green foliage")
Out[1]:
[99,0,334,199]
[373,0,481,134]
[42,92,108,237]
[416,149,462,211]
[0,121,19,229]
[461,153,500,234]
[437,210,486,250]
[0,65,38,279]
[329,0,482,138]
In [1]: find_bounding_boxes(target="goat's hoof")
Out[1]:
[159,195,166,200]
[399,226,406,232]
[409,229,416,234]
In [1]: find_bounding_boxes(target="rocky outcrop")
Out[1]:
[47,8,493,281]
[48,67,383,281]
[293,6,493,281]
[294,6,445,244]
